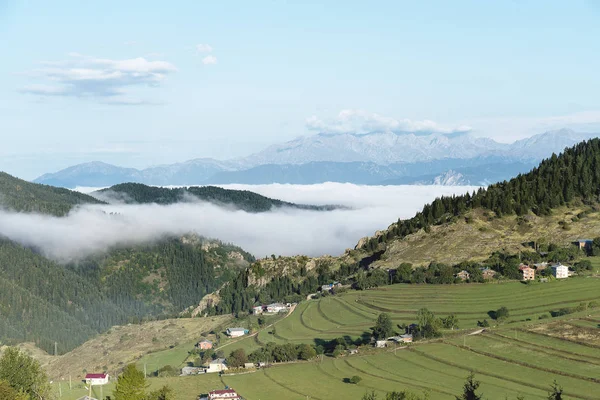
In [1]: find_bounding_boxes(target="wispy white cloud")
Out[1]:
[202,55,217,65]
[20,54,177,105]
[306,109,472,135]
[196,43,213,53]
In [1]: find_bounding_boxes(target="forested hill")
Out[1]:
[95,183,339,212]
[0,235,253,355]
[199,138,600,316]
[0,172,104,216]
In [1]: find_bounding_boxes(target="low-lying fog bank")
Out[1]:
[2,183,479,261]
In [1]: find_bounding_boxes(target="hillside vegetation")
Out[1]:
[356,138,600,259]
[0,236,252,355]
[96,182,339,212]
[0,172,103,216]
[27,315,231,380]
[197,139,600,317]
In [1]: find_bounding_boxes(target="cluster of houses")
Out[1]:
[375,333,413,348]
[519,262,572,281]
[252,302,290,315]
[455,267,497,282]
[321,281,342,292]
[455,262,573,282]
[199,388,242,400]
[182,358,265,376]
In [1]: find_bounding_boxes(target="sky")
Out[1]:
[2,0,600,179]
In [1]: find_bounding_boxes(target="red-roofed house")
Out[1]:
[84,373,109,386]
[208,388,241,399]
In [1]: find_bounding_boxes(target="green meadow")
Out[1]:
[53,278,600,399]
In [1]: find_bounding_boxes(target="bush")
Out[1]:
[493,307,510,321]
[350,375,362,384]
[154,365,178,377]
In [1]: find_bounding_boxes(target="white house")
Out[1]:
[266,303,287,313]
[226,327,249,337]
[551,263,569,279]
[207,388,241,399]
[252,305,263,314]
[375,340,387,348]
[84,373,109,386]
[206,358,228,373]
[181,366,203,376]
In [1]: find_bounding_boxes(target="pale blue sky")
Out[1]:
[1,0,600,179]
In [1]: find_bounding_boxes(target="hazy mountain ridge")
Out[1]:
[33,129,598,187]
[95,182,341,211]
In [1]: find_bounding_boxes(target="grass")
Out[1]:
[46,279,600,399]
[365,206,600,268]
[42,315,231,380]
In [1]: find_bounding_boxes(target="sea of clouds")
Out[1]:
[0,183,479,261]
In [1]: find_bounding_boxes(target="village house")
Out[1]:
[84,373,109,386]
[266,303,288,313]
[244,362,256,369]
[574,239,593,251]
[181,366,203,376]
[348,348,359,355]
[533,262,548,271]
[76,397,98,400]
[456,270,470,281]
[197,339,213,350]
[252,305,263,314]
[321,281,342,292]
[480,268,496,280]
[399,333,413,343]
[205,358,228,374]
[226,328,249,337]
[207,388,241,400]
[200,388,241,400]
[375,340,387,348]
[519,265,535,281]
[551,263,569,279]
[388,334,413,344]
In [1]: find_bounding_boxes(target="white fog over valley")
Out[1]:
[0,183,479,261]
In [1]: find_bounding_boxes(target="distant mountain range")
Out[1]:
[34,128,599,187]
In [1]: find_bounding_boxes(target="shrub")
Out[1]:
[350,375,362,384]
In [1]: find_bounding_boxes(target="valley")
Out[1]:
[1,139,600,399]
[43,278,600,400]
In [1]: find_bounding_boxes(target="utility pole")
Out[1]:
[59,382,61,398]
[54,342,58,357]
[144,363,147,378]
[69,375,72,390]
[100,384,103,400]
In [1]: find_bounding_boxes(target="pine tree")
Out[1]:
[113,364,148,400]
[547,381,563,400]
[456,373,482,400]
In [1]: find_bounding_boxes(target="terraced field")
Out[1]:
[222,278,600,355]
[53,279,600,399]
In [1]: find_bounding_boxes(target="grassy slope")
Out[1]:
[0,171,104,216]
[363,205,600,268]
[38,316,231,380]
[49,278,600,399]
